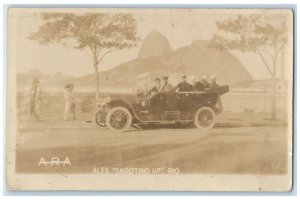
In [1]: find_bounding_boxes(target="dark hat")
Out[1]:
[32,78,40,84]
[64,83,74,89]
[154,77,161,81]
[181,74,186,78]
[162,76,169,80]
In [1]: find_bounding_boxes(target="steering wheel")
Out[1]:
[145,90,150,99]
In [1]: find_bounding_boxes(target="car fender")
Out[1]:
[107,100,141,122]
[193,102,216,117]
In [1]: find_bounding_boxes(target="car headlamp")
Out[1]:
[97,97,111,108]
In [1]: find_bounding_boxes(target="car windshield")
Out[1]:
[134,79,149,94]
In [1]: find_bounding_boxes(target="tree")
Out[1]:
[29,13,140,100]
[211,14,288,120]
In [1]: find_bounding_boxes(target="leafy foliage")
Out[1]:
[29,12,140,99]
[28,13,140,64]
[211,14,288,78]
[212,14,287,53]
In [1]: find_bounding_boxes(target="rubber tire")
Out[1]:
[106,106,132,132]
[95,110,107,127]
[194,106,216,130]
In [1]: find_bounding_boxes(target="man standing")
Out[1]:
[64,84,76,120]
[64,84,71,120]
[173,75,192,92]
[70,84,77,120]
[159,76,173,93]
[29,78,40,120]
[34,88,43,121]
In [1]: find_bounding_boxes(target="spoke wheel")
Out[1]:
[194,106,216,130]
[95,110,107,127]
[106,107,132,132]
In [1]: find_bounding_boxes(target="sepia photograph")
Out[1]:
[5,7,294,191]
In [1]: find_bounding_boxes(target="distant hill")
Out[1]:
[18,30,253,88]
[62,57,162,87]
[17,70,73,85]
[26,68,43,77]
[45,72,71,83]
[62,40,253,87]
[155,40,253,85]
[17,68,44,85]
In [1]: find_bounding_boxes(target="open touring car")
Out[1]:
[94,85,229,132]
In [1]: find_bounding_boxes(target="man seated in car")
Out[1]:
[149,77,161,97]
[173,74,193,92]
[190,76,203,91]
[208,75,220,91]
[198,75,210,91]
[148,77,164,117]
[159,76,173,93]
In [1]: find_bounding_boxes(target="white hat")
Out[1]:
[190,76,197,81]
[210,75,216,80]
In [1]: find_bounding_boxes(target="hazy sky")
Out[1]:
[8,8,293,80]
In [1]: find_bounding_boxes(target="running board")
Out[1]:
[136,120,192,124]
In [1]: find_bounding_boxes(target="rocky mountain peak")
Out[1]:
[137,30,172,59]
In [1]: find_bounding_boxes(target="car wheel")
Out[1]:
[95,110,107,127]
[106,106,132,132]
[194,106,216,130]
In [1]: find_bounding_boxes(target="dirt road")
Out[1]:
[15,125,288,175]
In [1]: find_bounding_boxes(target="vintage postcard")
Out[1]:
[6,8,294,191]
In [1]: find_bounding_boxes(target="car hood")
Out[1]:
[99,92,137,102]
